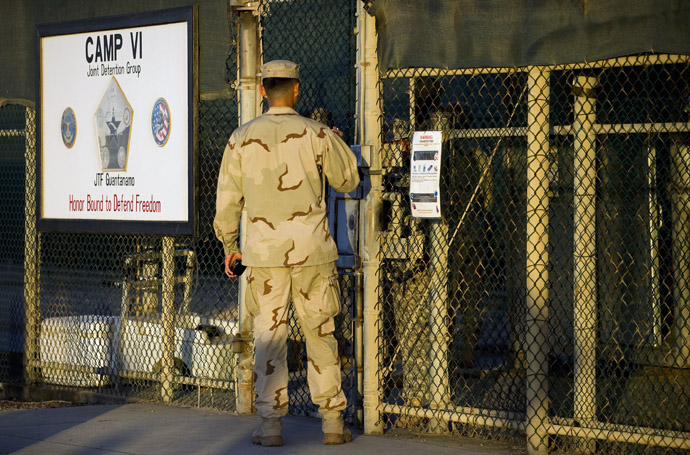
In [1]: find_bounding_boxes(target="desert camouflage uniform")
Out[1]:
[214,106,359,420]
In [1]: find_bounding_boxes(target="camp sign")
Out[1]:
[36,7,197,235]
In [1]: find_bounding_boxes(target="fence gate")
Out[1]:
[257,0,361,423]
[376,55,690,454]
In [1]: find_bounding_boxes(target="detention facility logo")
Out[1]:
[61,107,77,148]
[151,98,171,146]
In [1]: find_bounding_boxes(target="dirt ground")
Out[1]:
[0,399,81,411]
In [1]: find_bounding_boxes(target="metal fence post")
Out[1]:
[573,74,599,453]
[525,66,550,455]
[23,106,40,384]
[160,236,175,403]
[357,1,384,435]
[671,142,690,367]
[141,240,159,314]
[234,1,261,414]
[428,219,450,432]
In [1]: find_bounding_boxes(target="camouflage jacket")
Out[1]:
[214,106,360,267]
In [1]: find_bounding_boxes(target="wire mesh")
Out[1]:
[548,55,690,455]
[258,0,359,424]
[22,97,241,410]
[378,67,530,442]
[377,55,690,453]
[0,104,29,387]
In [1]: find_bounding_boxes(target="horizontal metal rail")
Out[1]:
[118,369,236,390]
[383,54,690,78]
[381,401,690,449]
[38,360,112,376]
[0,129,25,137]
[553,54,690,70]
[555,122,690,135]
[38,361,236,390]
[445,122,690,140]
[380,403,526,431]
[550,419,690,450]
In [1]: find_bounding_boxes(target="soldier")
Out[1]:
[214,60,359,446]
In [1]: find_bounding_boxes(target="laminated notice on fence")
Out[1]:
[410,131,442,218]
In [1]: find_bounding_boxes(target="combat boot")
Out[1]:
[251,417,283,446]
[322,415,352,445]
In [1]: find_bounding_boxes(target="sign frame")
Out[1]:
[35,6,199,235]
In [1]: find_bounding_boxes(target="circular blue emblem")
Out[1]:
[151,98,171,146]
[61,107,76,148]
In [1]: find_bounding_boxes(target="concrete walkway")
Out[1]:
[0,403,524,455]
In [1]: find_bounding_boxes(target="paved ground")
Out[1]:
[0,403,524,455]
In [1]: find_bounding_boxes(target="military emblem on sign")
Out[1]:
[151,98,170,146]
[61,107,76,149]
[94,77,133,171]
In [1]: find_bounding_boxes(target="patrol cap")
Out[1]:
[261,60,299,81]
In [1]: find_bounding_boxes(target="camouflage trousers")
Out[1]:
[246,262,347,419]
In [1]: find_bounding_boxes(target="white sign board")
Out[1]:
[410,131,442,218]
[37,8,196,234]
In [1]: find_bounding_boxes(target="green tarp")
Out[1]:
[1,0,231,105]
[367,0,690,71]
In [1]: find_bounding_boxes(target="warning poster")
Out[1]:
[410,131,442,218]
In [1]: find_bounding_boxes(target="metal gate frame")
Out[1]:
[371,54,690,455]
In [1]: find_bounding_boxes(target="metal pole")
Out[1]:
[238,8,260,126]
[648,146,662,346]
[160,236,175,403]
[357,1,384,435]
[428,220,450,432]
[550,423,690,450]
[142,240,159,314]
[409,78,416,131]
[572,75,598,453]
[525,66,550,455]
[234,2,260,414]
[23,106,40,384]
[671,142,690,367]
[180,249,195,314]
[381,403,526,432]
[354,271,364,424]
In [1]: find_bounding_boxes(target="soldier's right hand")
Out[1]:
[225,252,243,278]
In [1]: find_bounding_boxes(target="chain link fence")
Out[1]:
[377,55,690,453]
[0,104,29,388]
[258,0,359,423]
[3,2,690,453]
[21,109,240,407]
